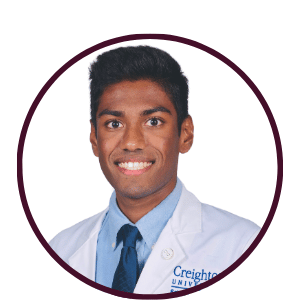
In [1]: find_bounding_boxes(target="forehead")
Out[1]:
[98,80,176,112]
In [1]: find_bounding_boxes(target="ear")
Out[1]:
[90,120,99,157]
[179,115,194,154]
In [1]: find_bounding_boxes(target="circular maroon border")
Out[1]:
[17,34,283,299]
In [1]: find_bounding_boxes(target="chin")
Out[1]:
[118,186,153,199]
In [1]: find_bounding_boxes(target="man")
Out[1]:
[49,46,260,294]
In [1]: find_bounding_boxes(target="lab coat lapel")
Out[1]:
[68,208,108,281]
[134,221,186,294]
[134,185,202,294]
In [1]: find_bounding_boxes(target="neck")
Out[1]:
[115,177,177,224]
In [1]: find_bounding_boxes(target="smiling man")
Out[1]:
[49,46,260,294]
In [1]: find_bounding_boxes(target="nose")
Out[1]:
[120,123,146,151]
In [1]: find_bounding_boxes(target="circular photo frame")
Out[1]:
[17,34,283,299]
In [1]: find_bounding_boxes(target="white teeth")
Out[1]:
[118,161,152,170]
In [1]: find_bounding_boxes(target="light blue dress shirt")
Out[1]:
[95,179,182,287]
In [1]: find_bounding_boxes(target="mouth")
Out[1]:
[114,159,155,176]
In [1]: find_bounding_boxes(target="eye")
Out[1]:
[145,117,163,127]
[106,120,124,129]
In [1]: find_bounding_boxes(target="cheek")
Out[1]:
[97,136,118,162]
[99,141,110,153]
[151,133,179,160]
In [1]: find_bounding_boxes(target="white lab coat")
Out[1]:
[49,184,260,294]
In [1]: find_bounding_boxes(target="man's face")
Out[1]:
[90,79,192,200]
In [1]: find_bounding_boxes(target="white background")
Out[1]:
[2,1,299,299]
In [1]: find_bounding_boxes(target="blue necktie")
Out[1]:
[112,224,140,293]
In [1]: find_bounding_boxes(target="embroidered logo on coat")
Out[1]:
[170,266,219,292]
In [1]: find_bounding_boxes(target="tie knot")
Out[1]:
[120,224,140,248]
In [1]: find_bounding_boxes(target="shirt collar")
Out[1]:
[108,178,182,250]
[108,192,133,249]
[135,178,182,249]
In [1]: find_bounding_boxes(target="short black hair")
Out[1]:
[89,46,189,134]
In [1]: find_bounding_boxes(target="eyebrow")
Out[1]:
[141,106,172,116]
[97,109,124,118]
[97,106,172,119]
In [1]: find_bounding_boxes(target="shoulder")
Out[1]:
[201,203,260,233]
[177,184,260,257]
[177,184,260,236]
[201,202,260,255]
[49,209,108,263]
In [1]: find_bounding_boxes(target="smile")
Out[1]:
[118,162,152,170]
[116,161,154,176]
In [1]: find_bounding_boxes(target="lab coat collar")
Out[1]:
[68,207,108,280]
[68,183,202,293]
[170,183,202,234]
